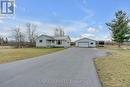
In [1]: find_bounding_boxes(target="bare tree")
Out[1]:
[26,23,37,47]
[0,37,4,46]
[54,28,65,37]
[12,27,25,48]
[54,28,59,36]
[5,37,8,45]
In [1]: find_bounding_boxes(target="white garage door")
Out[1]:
[78,42,89,47]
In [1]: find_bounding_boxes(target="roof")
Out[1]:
[36,35,54,40]
[75,38,96,42]
[54,36,71,40]
[36,35,71,41]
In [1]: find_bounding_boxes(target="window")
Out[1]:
[39,40,42,43]
[52,40,54,43]
[57,40,62,45]
[91,42,93,45]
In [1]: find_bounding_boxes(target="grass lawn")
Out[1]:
[0,48,64,64]
[95,45,130,87]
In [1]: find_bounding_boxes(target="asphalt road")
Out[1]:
[0,48,106,87]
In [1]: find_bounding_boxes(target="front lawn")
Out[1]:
[95,45,130,87]
[0,48,64,64]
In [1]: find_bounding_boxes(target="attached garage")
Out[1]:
[75,38,96,48]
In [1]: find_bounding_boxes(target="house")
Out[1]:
[75,38,96,47]
[36,29,71,48]
[36,35,71,48]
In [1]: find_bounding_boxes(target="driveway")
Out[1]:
[0,48,106,87]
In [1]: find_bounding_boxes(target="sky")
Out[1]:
[0,0,130,41]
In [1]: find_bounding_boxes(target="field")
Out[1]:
[0,48,64,64]
[95,45,130,87]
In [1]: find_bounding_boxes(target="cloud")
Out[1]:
[87,27,98,33]
[6,20,89,41]
[30,21,64,35]
[0,26,11,37]
[0,14,6,21]
[0,32,8,37]
[0,20,3,23]
[71,37,80,42]
[71,33,112,42]
[104,35,112,41]
[79,0,94,21]
[63,21,88,33]
[52,11,58,17]
[71,33,96,42]
[81,7,94,21]
[81,33,95,38]
[27,20,89,36]
[98,25,103,29]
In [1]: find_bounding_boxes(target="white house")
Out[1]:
[75,38,96,47]
[36,35,71,48]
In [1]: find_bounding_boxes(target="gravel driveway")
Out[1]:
[0,48,106,87]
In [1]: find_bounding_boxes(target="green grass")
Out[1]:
[0,48,64,64]
[95,45,130,87]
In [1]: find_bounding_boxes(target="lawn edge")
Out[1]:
[93,58,104,87]
[93,49,113,87]
[0,48,66,64]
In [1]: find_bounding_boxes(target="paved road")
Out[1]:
[0,48,106,87]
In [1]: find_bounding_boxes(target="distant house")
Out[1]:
[36,29,71,48]
[75,38,96,47]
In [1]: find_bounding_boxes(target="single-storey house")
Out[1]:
[36,35,71,48]
[75,38,96,47]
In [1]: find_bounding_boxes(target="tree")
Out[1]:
[54,28,65,37]
[106,10,130,47]
[0,37,8,46]
[0,37,1,45]
[5,37,8,45]
[12,27,25,48]
[0,37,4,46]
[26,23,37,47]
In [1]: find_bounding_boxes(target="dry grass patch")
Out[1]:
[95,45,130,87]
[0,48,64,64]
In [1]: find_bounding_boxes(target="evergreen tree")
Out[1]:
[106,10,130,47]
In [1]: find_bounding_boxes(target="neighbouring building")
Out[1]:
[96,41,105,47]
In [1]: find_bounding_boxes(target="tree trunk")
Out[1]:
[118,42,121,48]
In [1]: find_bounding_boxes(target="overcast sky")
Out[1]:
[0,0,130,41]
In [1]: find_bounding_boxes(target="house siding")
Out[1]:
[36,35,71,48]
[36,36,53,47]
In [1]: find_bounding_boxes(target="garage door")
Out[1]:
[78,42,89,47]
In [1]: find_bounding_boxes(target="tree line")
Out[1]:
[10,23,38,48]
[0,37,8,46]
[1,22,65,48]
